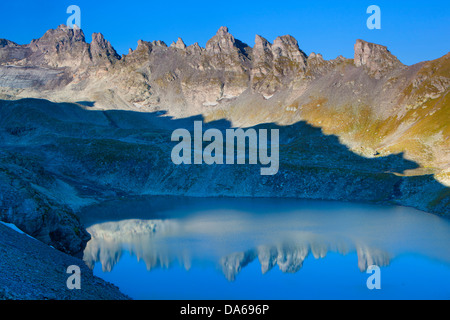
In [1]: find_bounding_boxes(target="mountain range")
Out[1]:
[0,25,448,255]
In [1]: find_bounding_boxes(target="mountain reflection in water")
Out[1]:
[81,198,450,283]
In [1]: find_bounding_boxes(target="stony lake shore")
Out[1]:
[0,222,129,300]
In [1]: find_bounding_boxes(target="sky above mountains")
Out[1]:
[0,0,449,65]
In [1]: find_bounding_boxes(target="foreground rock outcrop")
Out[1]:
[0,222,129,300]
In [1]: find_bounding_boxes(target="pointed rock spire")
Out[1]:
[216,26,229,36]
[251,35,274,92]
[136,39,153,52]
[308,52,324,61]
[272,35,307,65]
[205,26,251,62]
[187,42,202,54]
[170,37,186,50]
[206,26,237,54]
[255,35,271,48]
[253,35,273,61]
[90,32,120,63]
[151,40,167,47]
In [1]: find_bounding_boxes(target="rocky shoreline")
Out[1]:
[0,222,129,300]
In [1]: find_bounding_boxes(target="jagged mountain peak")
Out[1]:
[151,40,167,47]
[90,32,120,63]
[91,32,106,43]
[0,39,20,48]
[56,23,79,30]
[136,39,152,51]
[273,34,304,52]
[253,35,273,64]
[216,26,230,36]
[206,26,236,53]
[204,26,252,64]
[37,24,86,44]
[270,34,307,72]
[254,35,271,48]
[354,39,403,78]
[187,42,203,54]
[170,37,186,50]
[308,52,324,60]
[274,34,298,45]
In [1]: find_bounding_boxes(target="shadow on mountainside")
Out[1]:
[0,98,448,253]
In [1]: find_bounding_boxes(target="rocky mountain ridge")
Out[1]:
[0,25,448,257]
[0,24,400,105]
[0,25,447,178]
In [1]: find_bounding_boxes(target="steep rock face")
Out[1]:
[139,27,254,112]
[90,32,120,65]
[0,65,70,90]
[205,26,252,64]
[251,35,277,95]
[253,35,273,66]
[354,39,403,79]
[250,34,308,95]
[0,160,91,256]
[26,24,91,68]
[272,35,307,74]
[306,52,329,77]
[0,40,32,64]
[201,27,252,99]
[125,39,153,64]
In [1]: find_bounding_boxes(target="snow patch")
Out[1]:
[133,103,145,109]
[0,221,37,240]
[218,94,236,101]
[202,101,218,107]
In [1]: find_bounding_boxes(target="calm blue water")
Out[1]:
[79,197,450,300]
